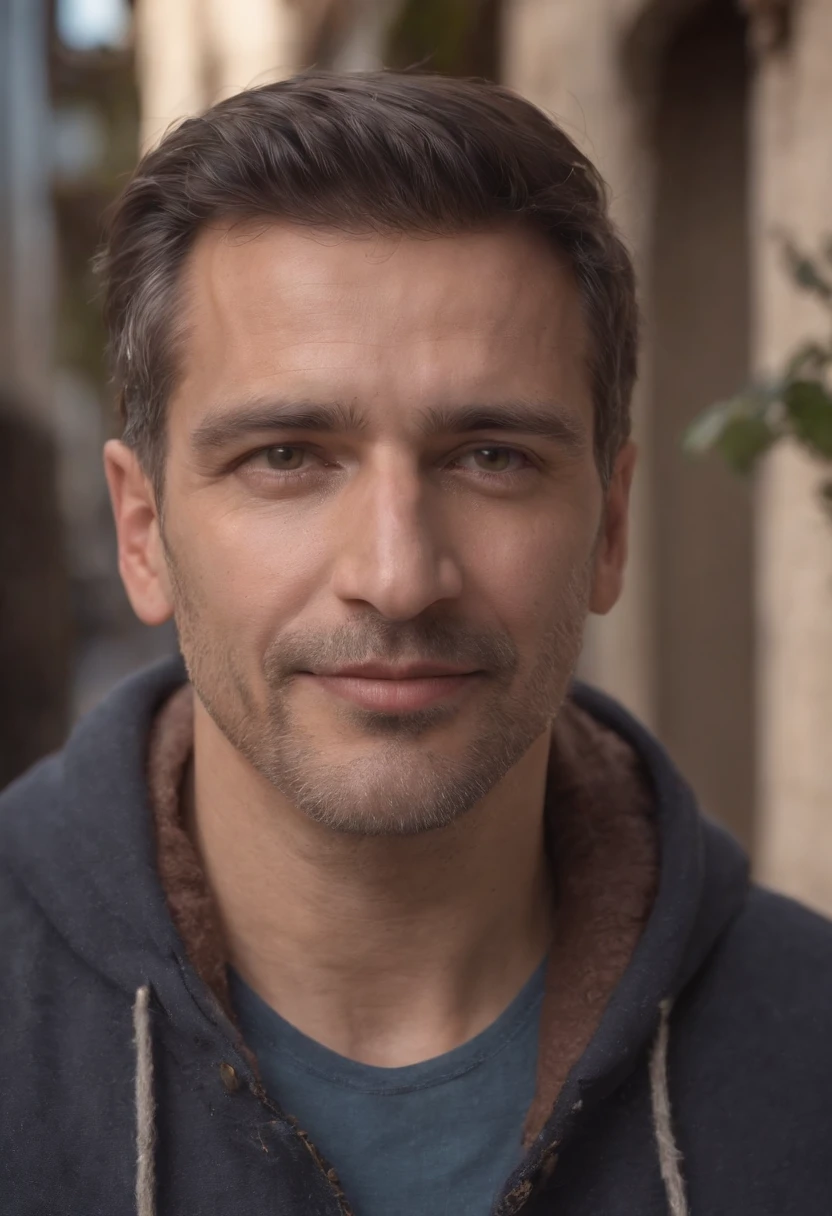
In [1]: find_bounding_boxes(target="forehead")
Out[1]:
[172,218,591,428]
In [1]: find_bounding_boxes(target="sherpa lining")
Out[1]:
[147,687,231,1012]
[146,684,657,1146]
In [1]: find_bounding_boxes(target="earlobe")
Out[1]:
[588,441,637,616]
[103,440,174,626]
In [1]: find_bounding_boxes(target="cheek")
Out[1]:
[463,500,597,629]
[170,501,332,650]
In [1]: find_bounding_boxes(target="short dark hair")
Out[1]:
[98,70,638,494]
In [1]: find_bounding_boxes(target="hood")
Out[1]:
[554,681,749,1106]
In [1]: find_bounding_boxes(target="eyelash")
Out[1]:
[244,444,535,483]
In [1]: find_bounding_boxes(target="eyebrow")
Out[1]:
[191,400,367,454]
[190,396,587,456]
[420,402,586,449]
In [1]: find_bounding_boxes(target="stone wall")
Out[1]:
[504,0,832,912]
[752,0,832,912]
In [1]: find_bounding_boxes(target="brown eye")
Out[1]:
[264,445,305,471]
[470,447,517,473]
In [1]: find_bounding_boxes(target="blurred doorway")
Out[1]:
[648,0,755,847]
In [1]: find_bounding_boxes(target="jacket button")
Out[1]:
[219,1062,241,1093]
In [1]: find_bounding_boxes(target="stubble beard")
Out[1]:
[170,557,592,838]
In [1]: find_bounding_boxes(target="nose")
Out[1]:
[329,451,464,621]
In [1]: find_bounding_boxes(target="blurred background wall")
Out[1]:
[1,0,830,913]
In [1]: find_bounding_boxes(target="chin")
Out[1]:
[265,746,491,838]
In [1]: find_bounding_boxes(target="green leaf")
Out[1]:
[713,416,779,474]
[785,340,832,380]
[683,394,778,474]
[783,380,832,458]
[683,400,740,455]
[781,238,832,303]
[820,481,832,521]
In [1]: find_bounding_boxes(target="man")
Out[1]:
[1,71,830,1216]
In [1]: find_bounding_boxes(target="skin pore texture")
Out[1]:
[105,220,635,1066]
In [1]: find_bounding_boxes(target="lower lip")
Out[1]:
[303,672,481,712]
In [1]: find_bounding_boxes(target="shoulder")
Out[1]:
[0,753,71,959]
[0,752,66,900]
[670,886,832,1211]
[718,883,832,994]
[677,883,832,1065]
[0,748,65,827]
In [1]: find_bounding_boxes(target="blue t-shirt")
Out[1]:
[230,960,546,1216]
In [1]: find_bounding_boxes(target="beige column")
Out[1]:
[135,0,206,151]
[204,0,301,98]
[135,0,302,151]
[502,0,657,726]
[752,0,832,914]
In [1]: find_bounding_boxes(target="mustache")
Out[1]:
[262,617,519,682]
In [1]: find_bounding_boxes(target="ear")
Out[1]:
[103,440,174,626]
[589,441,637,616]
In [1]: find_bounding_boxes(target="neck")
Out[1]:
[188,702,554,1067]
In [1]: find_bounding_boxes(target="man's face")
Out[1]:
[108,220,633,834]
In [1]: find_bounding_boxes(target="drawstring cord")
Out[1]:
[132,984,687,1216]
[649,997,689,1216]
[133,985,157,1216]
